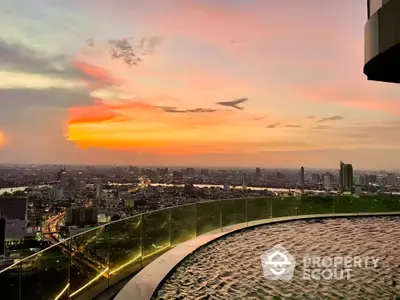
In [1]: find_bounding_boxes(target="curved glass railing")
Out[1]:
[1,194,400,300]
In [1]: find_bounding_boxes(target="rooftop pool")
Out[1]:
[153,217,400,299]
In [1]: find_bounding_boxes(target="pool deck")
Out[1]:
[114,212,400,300]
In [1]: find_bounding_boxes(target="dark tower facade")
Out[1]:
[340,161,354,193]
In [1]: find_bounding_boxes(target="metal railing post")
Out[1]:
[245,198,248,227]
[107,229,111,287]
[169,208,172,247]
[220,199,223,232]
[140,214,144,269]
[271,197,273,220]
[18,262,22,300]
[195,203,198,237]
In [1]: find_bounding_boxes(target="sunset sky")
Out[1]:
[1,0,400,169]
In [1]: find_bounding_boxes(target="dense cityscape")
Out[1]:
[0,161,399,264]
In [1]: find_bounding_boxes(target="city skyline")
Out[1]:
[1,0,400,169]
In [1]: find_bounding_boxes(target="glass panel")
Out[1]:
[335,195,400,214]
[247,197,272,223]
[335,195,371,214]
[375,194,400,212]
[196,200,221,236]
[297,195,335,215]
[142,209,171,266]
[108,215,142,285]
[0,262,21,300]
[222,198,246,229]
[272,197,301,218]
[171,204,197,246]
[21,244,70,300]
[69,228,110,299]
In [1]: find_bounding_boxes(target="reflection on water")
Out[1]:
[154,217,400,300]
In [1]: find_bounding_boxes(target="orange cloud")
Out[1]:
[67,98,263,155]
[68,100,156,125]
[72,60,123,88]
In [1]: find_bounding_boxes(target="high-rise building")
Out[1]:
[173,171,183,181]
[50,187,64,201]
[255,168,261,178]
[323,174,331,190]
[0,197,28,240]
[200,169,209,176]
[340,161,354,193]
[0,218,5,256]
[66,207,98,226]
[186,168,195,177]
[0,197,27,221]
[387,173,396,186]
[60,171,68,187]
[311,173,320,182]
[223,182,230,191]
[299,167,305,190]
[95,178,103,202]
[122,194,134,208]
[364,0,400,84]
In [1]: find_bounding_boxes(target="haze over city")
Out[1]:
[1,0,399,169]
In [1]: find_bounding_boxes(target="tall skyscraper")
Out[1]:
[0,218,5,256]
[255,168,261,178]
[0,197,28,240]
[299,167,305,190]
[60,171,68,187]
[340,161,354,193]
[387,173,396,186]
[0,197,27,221]
[323,174,331,190]
[95,178,103,201]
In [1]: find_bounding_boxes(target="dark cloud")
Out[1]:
[0,39,110,86]
[109,39,141,66]
[108,36,163,67]
[0,39,65,74]
[306,116,316,119]
[266,123,280,128]
[312,125,330,130]
[265,123,301,129]
[157,106,216,113]
[86,38,94,47]
[253,116,266,121]
[216,98,248,110]
[0,88,93,112]
[317,115,344,122]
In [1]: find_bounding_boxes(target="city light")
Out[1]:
[53,283,69,300]
[69,267,109,297]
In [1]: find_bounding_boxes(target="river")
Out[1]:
[0,185,49,195]
[0,183,329,196]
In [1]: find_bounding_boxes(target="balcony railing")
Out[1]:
[1,194,400,300]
